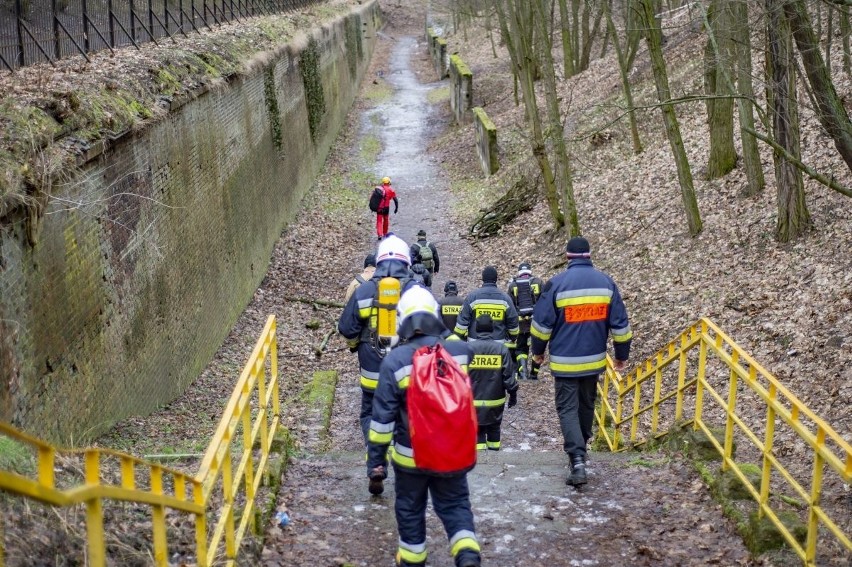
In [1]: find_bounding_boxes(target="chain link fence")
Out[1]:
[0,0,322,71]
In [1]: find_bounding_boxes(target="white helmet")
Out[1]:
[397,286,439,325]
[376,235,411,265]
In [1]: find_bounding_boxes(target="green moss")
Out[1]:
[264,66,283,151]
[427,85,451,104]
[300,36,326,144]
[473,107,496,131]
[450,54,473,77]
[0,436,35,476]
[359,134,382,164]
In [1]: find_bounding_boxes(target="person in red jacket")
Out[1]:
[376,176,398,240]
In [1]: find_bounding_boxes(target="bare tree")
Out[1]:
[703,0,737,178]
[604,0,643,154]
[532,0,582,235]
[495,0,566,228]
[639,0,703,236]
[765,0,811,242]
[785,0,852,174]
[732,0,765,196]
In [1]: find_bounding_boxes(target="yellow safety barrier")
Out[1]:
[596,317,851,566]
[0,314,280,567]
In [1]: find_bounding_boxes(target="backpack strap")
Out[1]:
[355,274,366,284]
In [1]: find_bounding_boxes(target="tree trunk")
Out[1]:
[766,0,811,242]
[841,8,851,76]
[640,0,703,236]
[532,0,582,235]
[703,0,737,178]
[785,0,852,174]
[826,4,833,79]
[497,0,565,228]
[732,0,765,196]
[558,0,575,77]
[579,0,606,71]
[604,0,643,153]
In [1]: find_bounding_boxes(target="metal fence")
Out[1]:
[0,315,281,566]
[595,318,852,566]
[0,0,321,72]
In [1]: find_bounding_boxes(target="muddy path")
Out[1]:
[259,15,756,567]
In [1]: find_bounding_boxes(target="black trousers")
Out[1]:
[477,422,502,450]
[394,468,481,566]
[554,376,598,458]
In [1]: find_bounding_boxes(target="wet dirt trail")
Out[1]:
[260,25,754,567]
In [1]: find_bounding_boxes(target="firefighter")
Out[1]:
[468,314,518,451]
[438,281,464,331]
[454,266,520,345]
[507,262,545,379]
[338,235,419,451]
[344,253,377,302]
[409,229,440,277]
[376,176,399,240]
[410,251,432,288]
[531,237,632,486]
[367,286,482,567]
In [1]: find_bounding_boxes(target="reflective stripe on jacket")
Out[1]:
[530,259,632,378]
[454,284,520,342]
[367,335,474,475]
[468,338,518,426]
[337,260,419,391]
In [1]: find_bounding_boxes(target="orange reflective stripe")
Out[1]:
[563,303,607,323]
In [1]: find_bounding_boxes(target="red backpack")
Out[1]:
[407,343,478,473]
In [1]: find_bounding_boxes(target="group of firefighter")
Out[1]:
[337,228,633,567]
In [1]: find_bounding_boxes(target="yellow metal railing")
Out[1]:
[0,314,279,567]
[596,317,851,566]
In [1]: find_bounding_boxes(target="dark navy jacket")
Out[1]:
[367,335,474,475]
[468,337,518,426]
[337,260,420,391]
[454,283,520,343]
[530,259,632,378]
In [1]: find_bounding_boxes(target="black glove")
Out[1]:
[393,206,398,214]
[508,390,518,408]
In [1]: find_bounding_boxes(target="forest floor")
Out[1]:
[1,0,850,565]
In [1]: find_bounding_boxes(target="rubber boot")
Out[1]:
[368,469,385,495]
[566,454,587,486]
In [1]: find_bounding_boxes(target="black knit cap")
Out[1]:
[364,253,377,268]
[566,236,591,258]
[417,229,426,237]
[475,314,494,333]
[444,280,458,295]
[482,265,498,283]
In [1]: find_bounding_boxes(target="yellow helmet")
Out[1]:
[381,176,391,185]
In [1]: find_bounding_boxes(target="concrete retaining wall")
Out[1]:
[0,1,380,442]
[449,54,473,124]
[425,26,449,79]
[473,107,499,175]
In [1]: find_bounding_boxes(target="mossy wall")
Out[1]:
[473,107,499,175]
[0,1,380,443]
[449,54,473,124]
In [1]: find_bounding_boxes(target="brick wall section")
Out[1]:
[449,53,473,124]
[473,107,499,175]
[0,1,381,443]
